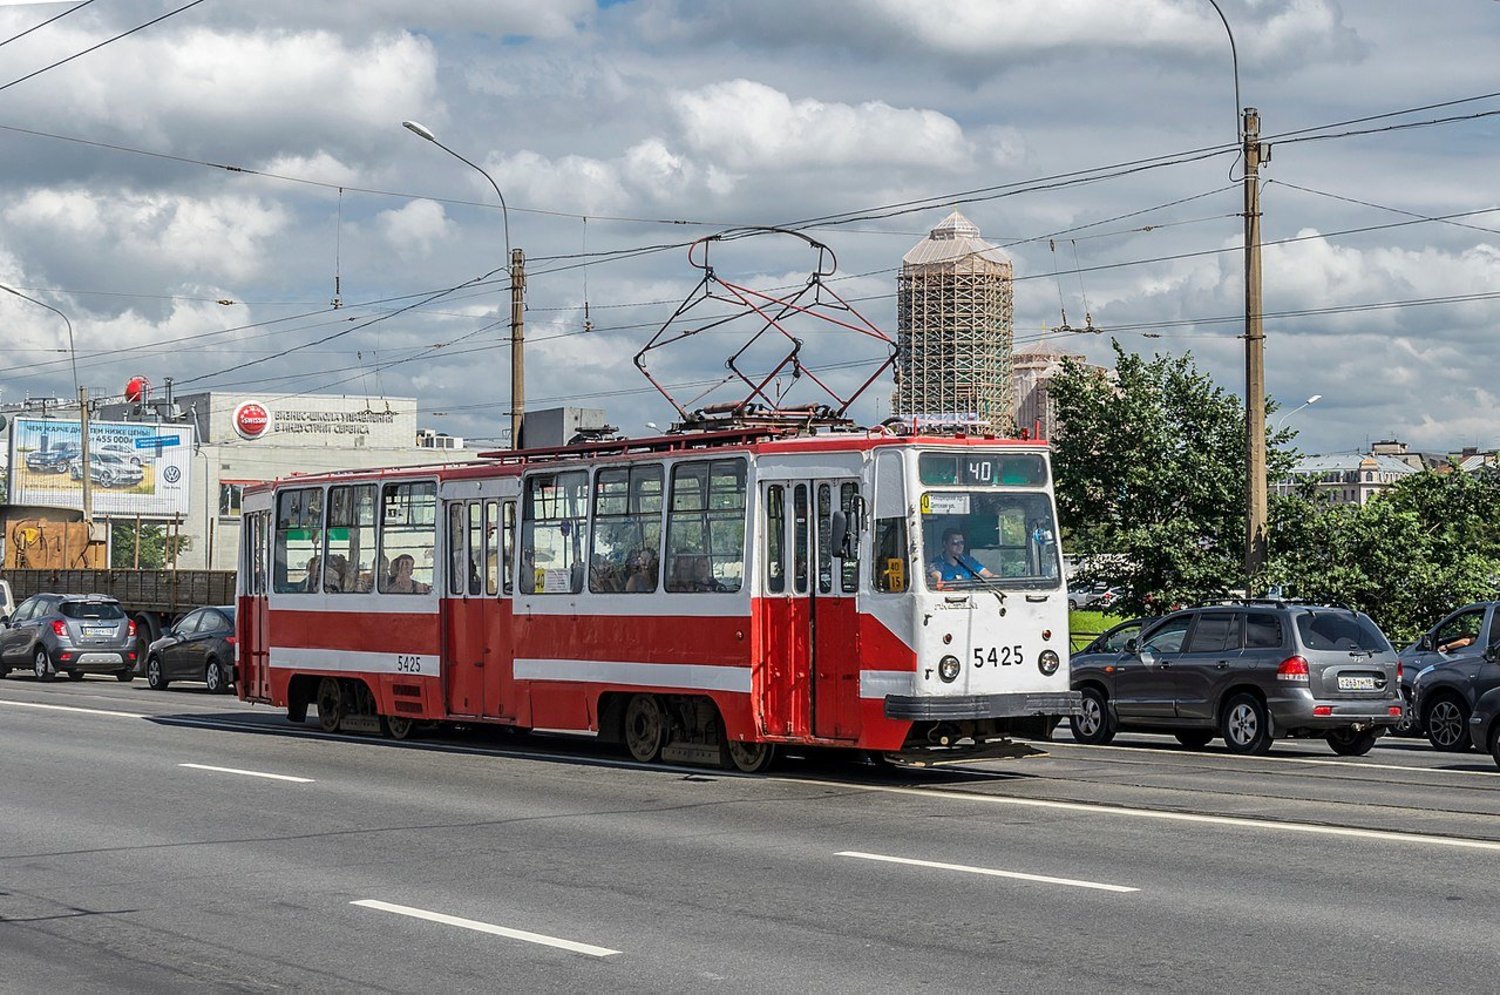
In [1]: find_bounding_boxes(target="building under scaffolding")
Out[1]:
[895,210,1015,433]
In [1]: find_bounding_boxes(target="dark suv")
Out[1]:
[25,444,81,473]
[1070,600,1403,756]
[1405,602,1500,752]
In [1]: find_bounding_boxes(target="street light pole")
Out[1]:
[1271,393,1322,433]
[402,120,526,450]
[0,283,92,533]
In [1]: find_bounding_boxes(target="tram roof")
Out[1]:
[250,428,1047,491]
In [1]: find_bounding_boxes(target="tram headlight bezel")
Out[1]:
[938,655,961,683]
[1038,649,1061,676]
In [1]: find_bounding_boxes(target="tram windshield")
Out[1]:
[916,452,1060,590]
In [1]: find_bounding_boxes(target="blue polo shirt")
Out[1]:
[930,553,987,582]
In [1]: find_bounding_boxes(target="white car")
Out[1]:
[97,443,145,466]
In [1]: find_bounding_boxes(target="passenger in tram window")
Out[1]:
[304,555,322,593]
[625,549,658,593]
[324,554,350,592]
[387,553,431,594]
[927,528,994,587]
[673,554,722,593]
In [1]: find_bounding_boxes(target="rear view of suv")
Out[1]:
[0,594,138,682]
[1070,600,1404,756]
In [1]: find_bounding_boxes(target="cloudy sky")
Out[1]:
[0,0,1496,455]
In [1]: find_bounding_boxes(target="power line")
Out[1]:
[0,0,211,95]
[0,0,98,49]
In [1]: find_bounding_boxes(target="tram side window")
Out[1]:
[665,459,746,593]
[273,487,324,594]
[765,484,786,594]
[379,481,436,594]
[484,500,500,596]
[590,464,663,594]
[248,511,269,596]
[447,503,467,595]
[840,482,860,593]
[521,471,588,594]
[502,500,516,595]
[468,502,484,595]
[325,484,376,593]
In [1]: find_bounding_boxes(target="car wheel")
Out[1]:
[1070,686,1116,745]
[33,647,54,682]
[1423,695,1472,752]
[1490,725,1500,771]
[115,666,134,682]
[1326,727,1378,756]
[146,655,170,691]
[204,658,230,694]
[1068,598,1080,610]
[1221,693,1274,755]
[1175,730,1214,749]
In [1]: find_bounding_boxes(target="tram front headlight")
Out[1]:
[1038,649,1060,676]
[938,655,961,683]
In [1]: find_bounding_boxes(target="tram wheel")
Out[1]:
[316,677,344,733]
[383,715,416,741]
[623,694,665,763]
[722,739,776,774]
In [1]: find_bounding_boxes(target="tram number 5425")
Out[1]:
[395,655,425,674]
[973,645,1022,668]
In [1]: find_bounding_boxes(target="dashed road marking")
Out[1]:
[179,763,313,783]
[837,851,1138,893]
[351,899,620,957]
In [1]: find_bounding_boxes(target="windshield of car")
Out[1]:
[218,606,237,624]
[60,601,125,620]
[1295,610,1391,653]
[920,489,1061,590]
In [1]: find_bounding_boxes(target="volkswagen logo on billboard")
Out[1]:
[233,401,270,440]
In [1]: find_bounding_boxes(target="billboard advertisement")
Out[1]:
[8,417,194,517]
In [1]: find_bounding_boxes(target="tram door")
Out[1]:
[238,505,273,702]
[441,486,516,720]
[761,479,861,741]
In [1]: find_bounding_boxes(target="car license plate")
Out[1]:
[1337,675,1378,691]
[83,625,114,637]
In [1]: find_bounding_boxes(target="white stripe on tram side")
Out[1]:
[513,659,751,693]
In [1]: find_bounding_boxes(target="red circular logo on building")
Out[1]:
[233,401,270,440]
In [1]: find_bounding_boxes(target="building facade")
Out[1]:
[1276,452,1420,505]
[894,211,1015,433]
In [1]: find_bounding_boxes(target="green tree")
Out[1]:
[1050,341,1294,614]
[110,521,192,569]
[1267,470,1500,643]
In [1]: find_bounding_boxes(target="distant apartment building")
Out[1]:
[1011,346,1110,442]
[1276,451,1421,505]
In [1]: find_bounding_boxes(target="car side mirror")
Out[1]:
[0,615,9,627]
[829,510,858,559]
[1138,645,1160,669]
[1418,634,1433,652]
[1123,638,1137,654]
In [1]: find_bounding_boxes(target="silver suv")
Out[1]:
[0,594,138,682]
[1070,600,1403,756]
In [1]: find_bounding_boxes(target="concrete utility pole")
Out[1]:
[510,248,526,450]
[1242,107,1269,578]
[79,386,93,534]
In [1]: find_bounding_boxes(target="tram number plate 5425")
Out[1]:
[395,655,425,673]
[972,645,1023,668]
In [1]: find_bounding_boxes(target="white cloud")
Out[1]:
[672,79,973,170]
[377,199,449,258]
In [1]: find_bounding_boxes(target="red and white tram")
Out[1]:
[236,424,1080,770]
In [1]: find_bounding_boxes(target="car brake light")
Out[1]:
[1313,705,1333,716]
[225,635,237,646]
[1388,706,1403,716]
[1396,660,1403,683]
[51,620,66,637]
[1276,656,1310,683]
[128,620,137,638]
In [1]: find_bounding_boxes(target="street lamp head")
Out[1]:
[402,120,437,142]
[1306,394,1323,405]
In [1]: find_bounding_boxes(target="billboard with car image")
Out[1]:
[7,417,193,516]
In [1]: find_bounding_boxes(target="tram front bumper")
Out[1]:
[884,690,1082,722]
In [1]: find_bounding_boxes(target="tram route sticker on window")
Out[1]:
[920,493,971,516]
[542,568,572,593]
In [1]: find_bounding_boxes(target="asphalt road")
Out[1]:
[3,675,1498,993]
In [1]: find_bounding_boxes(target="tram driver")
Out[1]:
[927,527,994,587]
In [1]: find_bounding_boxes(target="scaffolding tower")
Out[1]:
[894,210,1015,433]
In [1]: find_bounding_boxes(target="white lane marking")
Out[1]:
[1046,738,1500,778]
[179,763,313,783]
[350,900,620,958]
[0,699,138,718]
[837,851,1137,893]
[790,779,1500,852]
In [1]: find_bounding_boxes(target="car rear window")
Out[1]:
[1295,610,1391,653]
[60,601,125,620]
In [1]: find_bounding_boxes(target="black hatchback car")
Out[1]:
[144,605,236,693]
[1402,601,1499,751]
[1070,600,1404,756]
